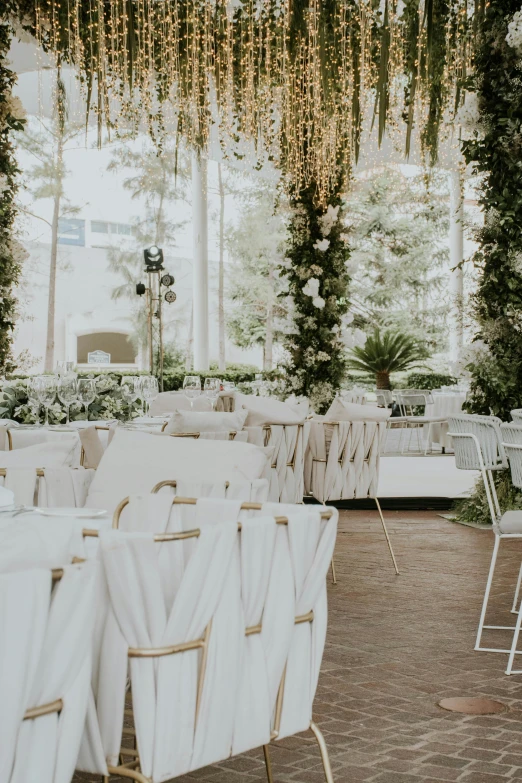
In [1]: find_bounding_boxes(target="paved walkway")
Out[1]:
[76,510,522,783]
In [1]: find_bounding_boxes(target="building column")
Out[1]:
[192,152,209,371]
[449,169,464,364]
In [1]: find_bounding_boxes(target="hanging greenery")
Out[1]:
[0,20,25,374]
[461,0,522,420]
[281,183,351,412]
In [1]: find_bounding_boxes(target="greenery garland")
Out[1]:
[281,182,351,413]
[461,0,522,420]
[0,21,25,374]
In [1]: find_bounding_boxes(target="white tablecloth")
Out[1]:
[425,393,467,449]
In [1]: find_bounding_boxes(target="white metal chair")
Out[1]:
[396,390,447,454]
[375,390,393,408]
[448,414,515,655]
[511,409,522,423]
[499,423,522,674]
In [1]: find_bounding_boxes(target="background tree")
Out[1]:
[107,137,190,369]
[344,167,450,351]
[347,328,429,389]
[226,186,287,370]
[15,67,82,371]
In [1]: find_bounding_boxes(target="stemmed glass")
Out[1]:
[58,376,78,425]
[204,378,220,410]
[35,376,56,426]
[141,376,159,417]
[77,379,96,421]
[27,378,42,425]
[183,376,201,410]
[121,376,140,421]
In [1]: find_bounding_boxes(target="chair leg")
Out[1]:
[263,744,275,783]
[512,562,522,614]
[475,535,501,651]
[424,423,432,456]
[330,557,337,585]
[506,601,522,675]
[107,767,150,783]
[310,721,335,783]
[373,497,399,575]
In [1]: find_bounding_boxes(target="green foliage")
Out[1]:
[453,472,522,527]
[281,183,351,412]
[0,373,144,424]
[0,23,25,373]
[344,167,450,351]
[404,372,458,390]
[347,328,429,389]
[461,0,522,420]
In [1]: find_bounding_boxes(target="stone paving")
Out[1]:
[75,509,522,783]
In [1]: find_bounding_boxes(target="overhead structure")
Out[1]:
[192,154,209,371]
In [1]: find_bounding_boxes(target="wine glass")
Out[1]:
[27,378,42,425]
[58,376,78,425]
[141,376,159,417]
[35,376,56,426]
[121,376,140,421]
[183,376,201,410]
[204,377,220,410]
[77,378,96,420]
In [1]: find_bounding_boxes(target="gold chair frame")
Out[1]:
[97,494,336,783]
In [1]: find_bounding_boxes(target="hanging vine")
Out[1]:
[0,20,25,373]
[461,0,522,419]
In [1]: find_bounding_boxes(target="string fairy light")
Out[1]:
[32,0,479,204]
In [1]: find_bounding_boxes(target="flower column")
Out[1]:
[281,183,351,413]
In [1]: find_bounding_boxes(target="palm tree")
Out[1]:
[347,329,428,390]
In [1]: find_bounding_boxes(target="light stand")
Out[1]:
[136,247,177,391]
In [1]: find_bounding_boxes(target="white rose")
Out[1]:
[313,238,330,252]
[312,296,325,309]
[303,277,320,298]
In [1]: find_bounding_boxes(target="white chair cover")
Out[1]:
[0,467,95,507]
[79,496,337,782]
[6,430,82,466]
[0,562,98,783]
[304,420,386,503]
[245,424,310,503]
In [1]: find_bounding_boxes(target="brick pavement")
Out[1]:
[75,510,522,783]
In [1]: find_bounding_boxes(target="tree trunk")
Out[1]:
[185,303,194,371]
[217,163,226,372]
[376,370,390,390]
[264,263,274,371]
[44,131,63,373]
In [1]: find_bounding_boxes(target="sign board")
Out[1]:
[87,350,111,364]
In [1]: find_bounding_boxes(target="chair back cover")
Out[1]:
[0,467,94,507]
[305,420,386,503]
[448,413,507,471]
[244,424,310,503]
[79,497,337,782]
[0,562,97,783]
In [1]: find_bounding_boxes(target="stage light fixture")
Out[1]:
[165,290,177,304]
[143,245,164,271]
[161,273,175,287]
[136,282,146,296]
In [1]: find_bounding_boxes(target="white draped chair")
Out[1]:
[0,466,95,507]
[77,495,338,783]
[244,424,310,504]
[304,419,399,575]
[0,560,98,783]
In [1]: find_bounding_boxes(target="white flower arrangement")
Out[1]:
[313,238,330,252]
[339,232,350,244]
[0,174,9,194]
[302,277,320,298]
[312,296,325,309]
[318,204,339,237]
[455,93,482,136]
[7,96,26,122]
[507,9,522,54]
